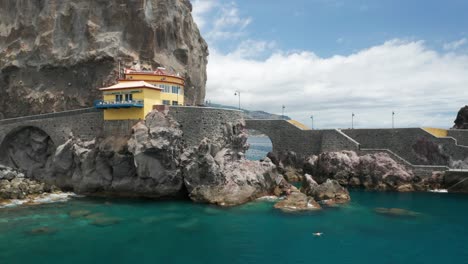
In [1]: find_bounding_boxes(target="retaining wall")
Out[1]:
[168,106,244,147]
[447,129,468,146]
[341,128,468,167]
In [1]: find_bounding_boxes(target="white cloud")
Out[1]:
[206,40,468,129]
[194,1,252,42]
[191,0,217,30]
[443,38,467,51]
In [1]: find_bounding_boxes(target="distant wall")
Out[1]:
[341,128,468,167]
[244,120,359,157]
[448,130,468,146]
[168,106,244,147]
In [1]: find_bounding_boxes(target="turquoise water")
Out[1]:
[1,192,468,263]
[2,136,468,263]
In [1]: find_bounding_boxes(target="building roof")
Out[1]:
[99,81,163,91]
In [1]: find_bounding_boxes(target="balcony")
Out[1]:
[94,100,144,109]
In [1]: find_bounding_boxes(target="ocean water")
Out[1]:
[1,136,468,264]
[245,135,272,161]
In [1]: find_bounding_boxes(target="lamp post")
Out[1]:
[310,115,314,129]
[392,111,395,129]
[234,90,241,110]
[282,105,286,120]
[352,112,355,129]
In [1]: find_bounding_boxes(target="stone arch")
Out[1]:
[245,129,273,160]
[0,125,56,177]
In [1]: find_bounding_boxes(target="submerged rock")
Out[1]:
[28,227,57,235]
[274,192,321,212]
[69,210,92,218]
[374,207,421,217]
[91,217,122,227]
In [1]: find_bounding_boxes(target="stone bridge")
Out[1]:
[0,106,243,156]
[0,108,104,147]
[245,119,468,174]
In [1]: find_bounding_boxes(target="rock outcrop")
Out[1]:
[0,165,57,199]
[303,151,443,191]
[301,175,350,204]
[27,110,287,206]
[0,0,208,118]
[182,121,286,206]
[453,105,468,129]
[274,191,321,212]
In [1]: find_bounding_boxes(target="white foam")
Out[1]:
[0,192,78,208]
[256,195,280,201]
[429,189,448,193]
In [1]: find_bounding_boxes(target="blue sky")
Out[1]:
[192,0,468,128]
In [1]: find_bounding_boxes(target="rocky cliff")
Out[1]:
[454,105,468,129]
[0,0,208,118]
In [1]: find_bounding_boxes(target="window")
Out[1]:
[162,100,170,105]
[172,86,179,94]
[172,101,178,106]
[160,84,170,93]
[125,94,133,101]
[115,94,122,102]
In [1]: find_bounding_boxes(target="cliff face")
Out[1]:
[454,106,468,129]
[0,0,208,118]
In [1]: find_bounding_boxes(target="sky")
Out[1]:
[191,0,468,129]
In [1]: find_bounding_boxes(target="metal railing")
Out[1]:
[94,100,144,109]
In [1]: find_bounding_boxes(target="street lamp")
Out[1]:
[310,115,314,129]
[392,111,395,129]
[282,105,286,120]
[352,112,355,129]
[234,90,241,110]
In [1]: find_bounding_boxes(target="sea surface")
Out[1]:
[1,136,468,264]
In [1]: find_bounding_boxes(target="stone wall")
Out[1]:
[341,128,468,167]
[244,120,360,157]
[448,129,468,146]
[168,106,244,147]
[0,108,103,146]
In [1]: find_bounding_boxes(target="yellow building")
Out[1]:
[95,68,185,120]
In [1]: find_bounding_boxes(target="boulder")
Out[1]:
[274,191,321,212]
[301,175,351,204]
[304,151,418,191]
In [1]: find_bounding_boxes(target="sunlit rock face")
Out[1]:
[0,0,208,118]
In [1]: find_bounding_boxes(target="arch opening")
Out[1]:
[0,126,56,178]
[245,129,273,161]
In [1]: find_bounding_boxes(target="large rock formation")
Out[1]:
[303,151,444,192]
[0,0,208,118]
[453,105,468,129]
[27,110,286,206]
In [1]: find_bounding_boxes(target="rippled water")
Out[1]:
[1,136,468,263]
[1,192,468,263]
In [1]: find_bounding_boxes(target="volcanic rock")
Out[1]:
[453,105,468,129]
[274,191,321,212]
[301,175,350,204]
[0,0,208,118]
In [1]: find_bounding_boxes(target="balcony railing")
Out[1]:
[94,100,144,109]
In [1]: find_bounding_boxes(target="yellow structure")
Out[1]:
[95,68,185,120]
[422,127,449,138]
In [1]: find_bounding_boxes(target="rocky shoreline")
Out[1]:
[0,109,457,211]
